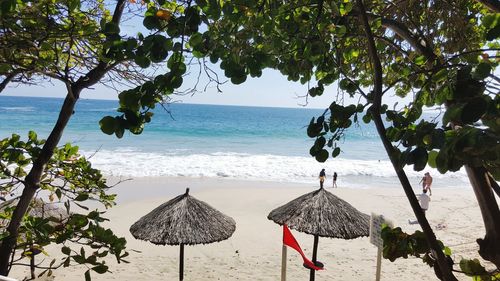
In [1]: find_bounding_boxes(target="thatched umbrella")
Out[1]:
[0,198,68,279]
[129,188,236,281]
[268,187,370,281]
[0,198,68,226]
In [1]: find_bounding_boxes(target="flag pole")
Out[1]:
[281,244,287,281]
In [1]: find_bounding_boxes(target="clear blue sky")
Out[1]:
[3,68,409,109]
[3,69,338,109]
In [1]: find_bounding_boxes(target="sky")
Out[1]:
[1,4,413,110]
[2,67,410,109]
[2,69,337,109]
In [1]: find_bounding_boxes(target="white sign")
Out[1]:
[369,213,393,248]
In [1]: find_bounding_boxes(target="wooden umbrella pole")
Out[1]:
[30,247,35,280]
[309,234,319,281]
[179,243,184,281]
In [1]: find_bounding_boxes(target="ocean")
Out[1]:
[0,95,469,188]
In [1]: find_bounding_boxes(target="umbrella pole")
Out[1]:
[179,243,184,281]
[309,234,319,281]
[30,245,35,280]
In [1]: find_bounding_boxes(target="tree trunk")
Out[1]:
[371,113,457,281]
[0,90,80,275]
[466,166,500,268]
[0,0,126,275]
[355,1,457,279]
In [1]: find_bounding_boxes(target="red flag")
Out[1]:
[283,224,324,271]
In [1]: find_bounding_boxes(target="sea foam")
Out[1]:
[82,149,470,188]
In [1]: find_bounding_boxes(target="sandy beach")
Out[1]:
[10,177,486,281]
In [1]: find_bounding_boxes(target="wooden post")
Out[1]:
[179,243,184,281]
[30,251,35,280]
[281,244,287,281]
[309,234,319,281]
[375,247,382,281]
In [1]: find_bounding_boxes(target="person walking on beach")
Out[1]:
[418,189,431,214]
[419,172,433,195]
[332,172,338,188]
[319,169,326,188]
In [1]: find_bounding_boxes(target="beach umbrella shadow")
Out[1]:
[129,188,236,281]
[268,187,370,281]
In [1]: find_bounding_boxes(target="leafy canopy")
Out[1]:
[0,132,128,280]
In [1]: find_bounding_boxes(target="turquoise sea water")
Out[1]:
[0,95,468,188]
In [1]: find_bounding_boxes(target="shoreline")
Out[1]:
[11,176,483,281]
[106,175,472,204]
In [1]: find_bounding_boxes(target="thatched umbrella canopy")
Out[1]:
[268,187,369,281]
[129,188,236,281]
[0,198,68,228]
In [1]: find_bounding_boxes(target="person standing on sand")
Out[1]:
[333,172,338,188]
[418,189,431,214]
[319,169,326,188]
[419,172,433,195]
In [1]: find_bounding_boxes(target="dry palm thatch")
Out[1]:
[0,198,68,228]
[268,187,370,281]
[129,188,236,245]
[0,198,68,279]
[268,187,369,239]
[130,188,236,281]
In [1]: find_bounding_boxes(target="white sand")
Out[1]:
[11,177,487,281]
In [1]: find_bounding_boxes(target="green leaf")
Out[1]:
[67,0,80,11]
[432,69,448,82]
[411,147,428,171]
[332,147,340,157]
[104,22,120,35]
[482,14,499,28]
[115,125,124,139]
[486,23,500,41]
[435,150,449,173]
[143,16,160,30]
[362,113,371,124]
[459,259,488,276]
[443,246,452,256]
[314,136,326,150]
[28,131,37,142]
[85,269,91,281]
[428,151,438,168]
[99,116,116,135]
[461,97,488,124]
[472,63,492,80]
[134,56,151,68]
[307,117,322,138]
[315,149,329,162]
[414,55,426,65]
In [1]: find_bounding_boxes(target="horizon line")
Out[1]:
[1,94,328,110]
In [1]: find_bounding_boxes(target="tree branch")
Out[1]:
[475,0,500,13]
[74,0,127,91]
[379,17,438,63]
[0,71,21,93]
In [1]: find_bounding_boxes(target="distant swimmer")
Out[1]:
[333,172,338,188]
[319,169,326,188]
